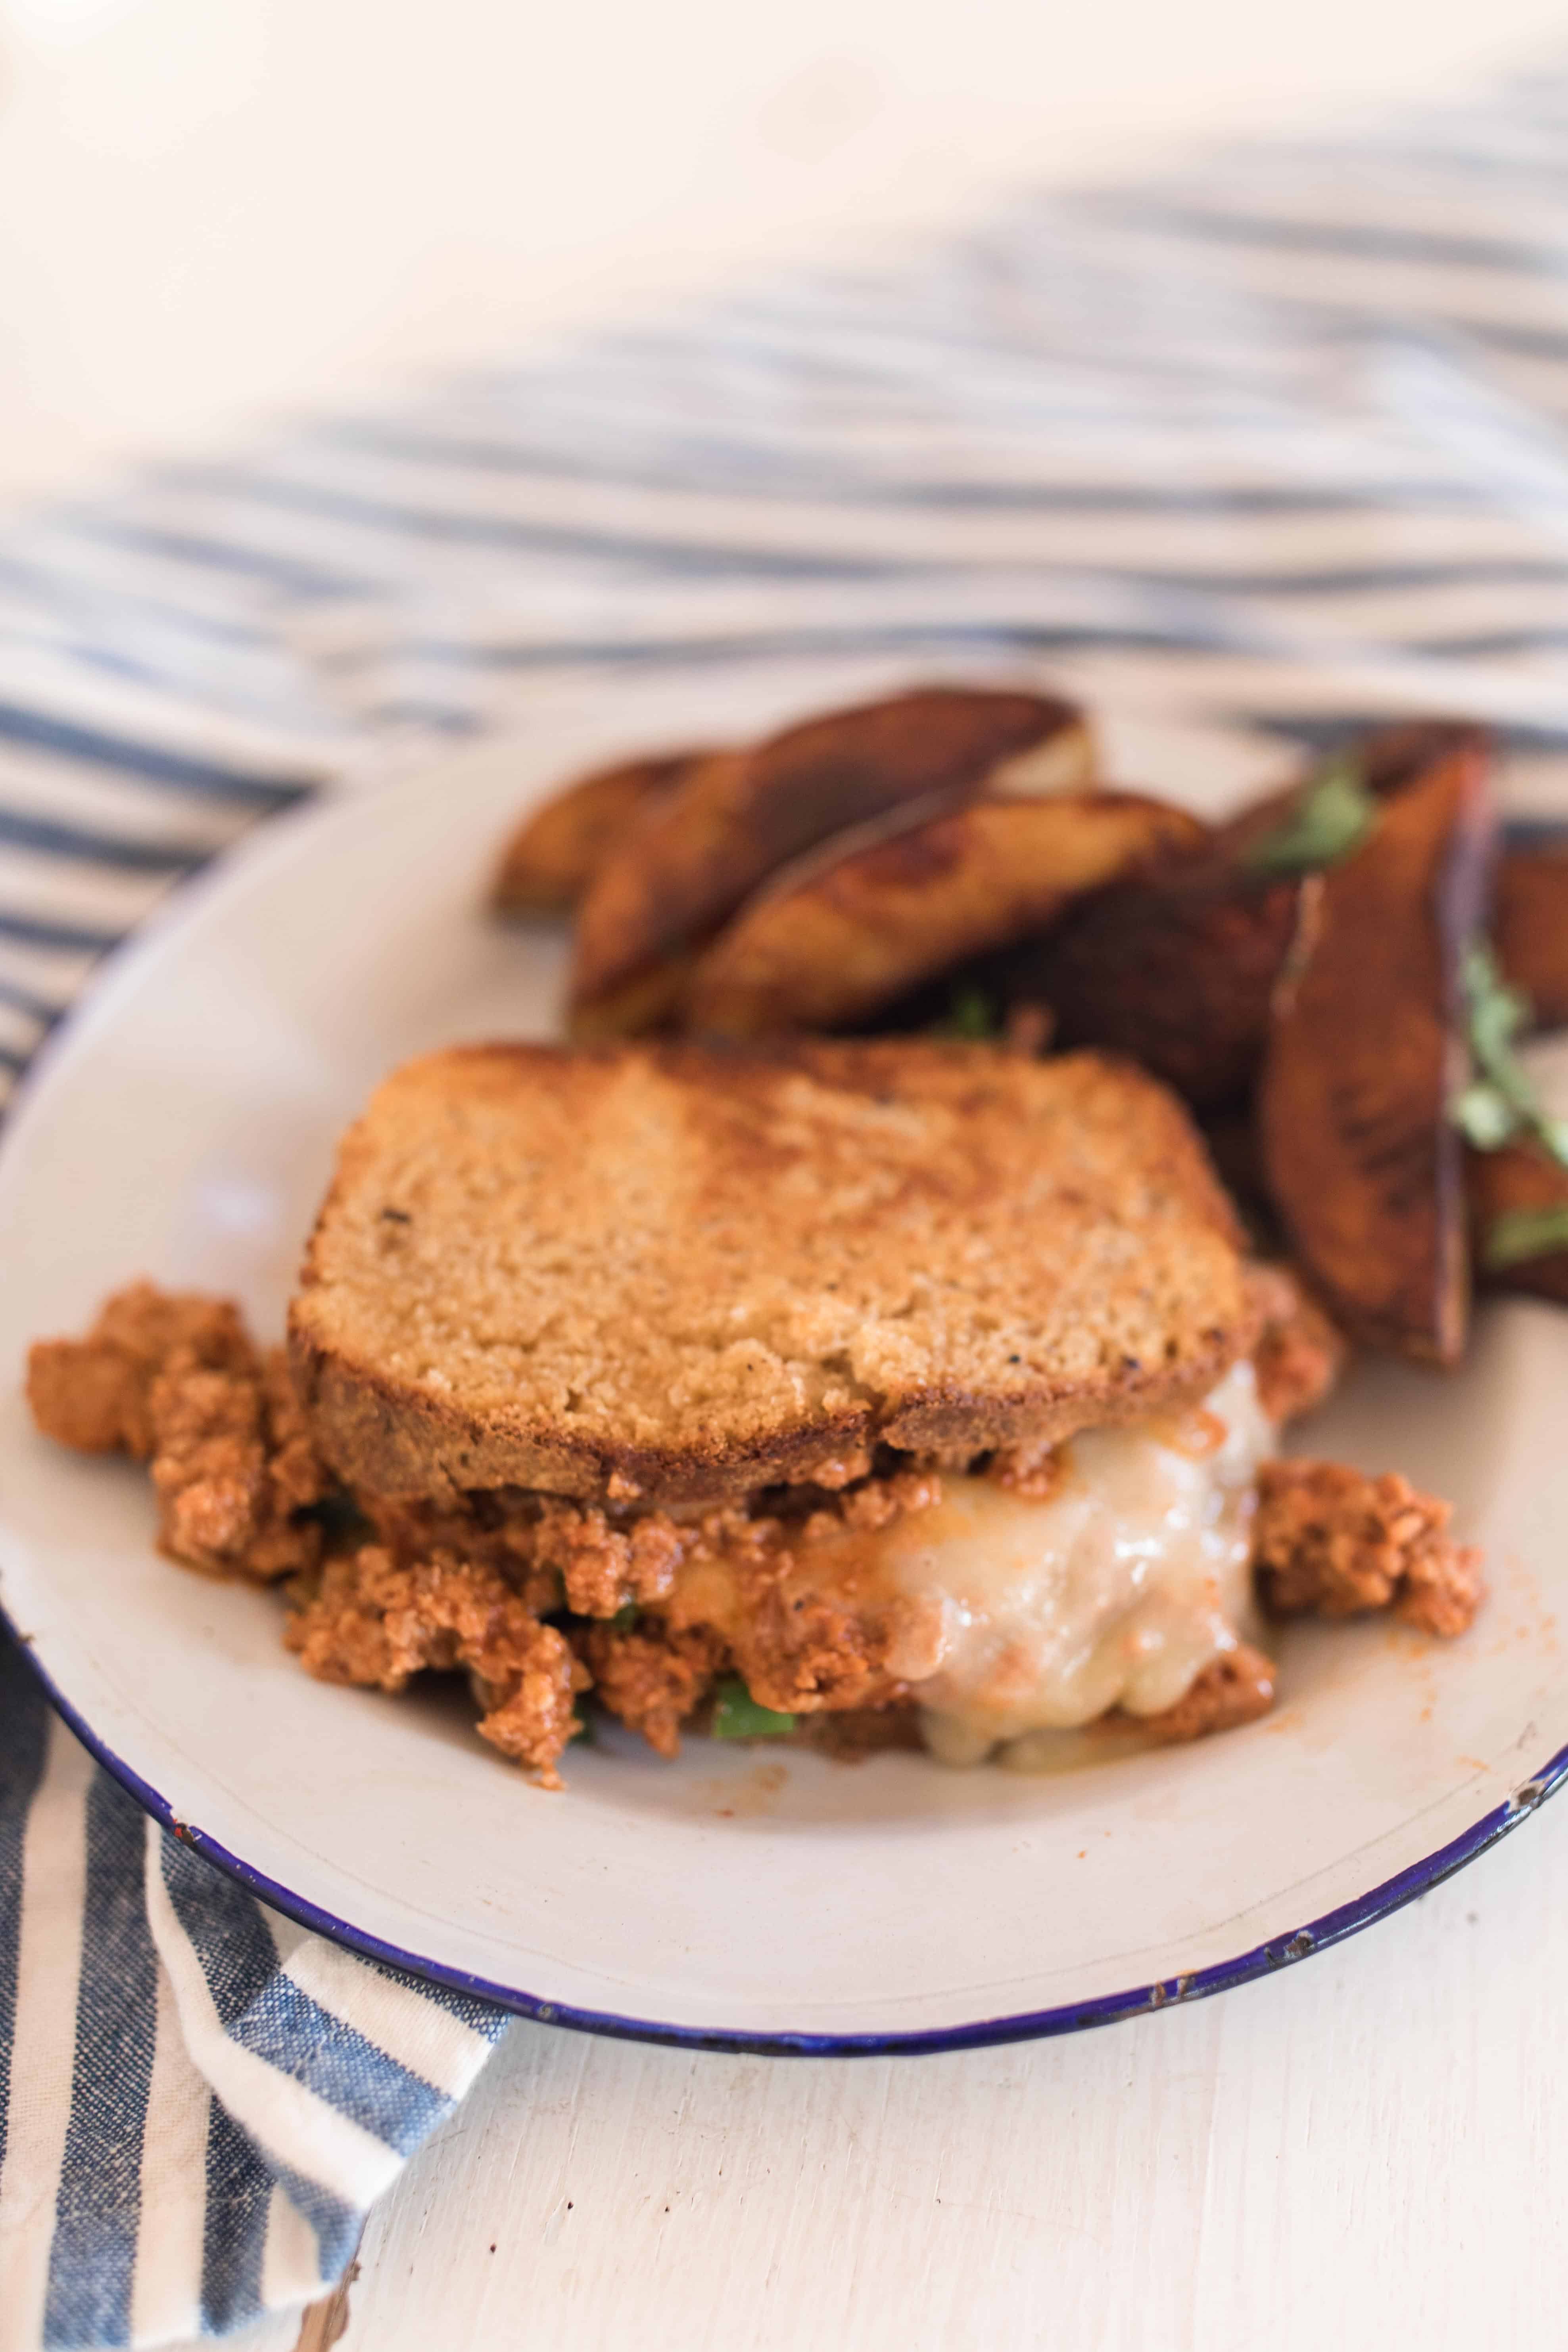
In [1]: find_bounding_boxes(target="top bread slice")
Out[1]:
[288,1040,1252,1505]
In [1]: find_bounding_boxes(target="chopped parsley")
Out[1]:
[1447,942,1568,1269]
[1451,944,1568,1166]
[1485,1205,1568,1268]
[711,1676,796,1740]
[932,983,1002,1040]
[1240,756,1376,877]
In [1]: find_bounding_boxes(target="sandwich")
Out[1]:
[28,1037,1483,1786]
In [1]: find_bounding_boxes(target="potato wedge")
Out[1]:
[1257,732,1496,1365]
[1467,1140,1568,1305]
[1357,718,1492,803]
[1027,865,1304,1110]
[1020,720,1494,1111]
[683,791,1203,1038]
[1495,833,1568,1030]
[568,686,1093,1037]
[492,748,706,916]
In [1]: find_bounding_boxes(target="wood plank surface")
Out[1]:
[334,1785,1568,2352]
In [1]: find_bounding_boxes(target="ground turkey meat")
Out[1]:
[27,1282,253,1459]
[1253,1459,1484,1636]
[27,1282,328,1579]
[1119,1642,1278,1743]
[578,1620,730,1757]
[26,1282,1484,1787]
[286,1546,588,1786]
[1247,1263,1348,1426]
[365,1491,684,1619]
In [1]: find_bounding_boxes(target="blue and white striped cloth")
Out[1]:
[8,57,1568,2351]
[0,1648,509,2350]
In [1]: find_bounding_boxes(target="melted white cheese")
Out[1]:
[875,1361,1273,1768]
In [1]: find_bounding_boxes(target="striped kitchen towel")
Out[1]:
[8,54,1568,2352]
[0,1639,510,2350]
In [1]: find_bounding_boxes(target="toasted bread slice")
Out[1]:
[289,1041,1251,1504]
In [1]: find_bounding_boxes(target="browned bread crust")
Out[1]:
[288,1040,1251,1504]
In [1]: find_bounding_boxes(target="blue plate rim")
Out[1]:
[6,1600,1564,2058]
[3,758,1563,2056]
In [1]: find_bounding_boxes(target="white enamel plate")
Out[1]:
[2,693,1564,2053]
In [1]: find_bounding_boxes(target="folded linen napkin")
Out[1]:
[0,1639,508,2349]
[5,60,1568,2352]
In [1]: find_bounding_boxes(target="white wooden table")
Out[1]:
[8,2,1568,2343]
[317,1782,1568,2351]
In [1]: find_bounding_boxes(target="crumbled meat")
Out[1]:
[364,1493,563,1614]
[578,1620,730,1757]
[538,1500,684,1617]
[1124,1642,1278,1744]
[28,1284,328,1579]
[1253,1460,1484,1636]
[285,1545,588,1786]
[262,1351,327,1517]
[27,1281,253,1459]
[725,1586,911,1717]
[148,1358,269,1573]
[365,1491,687,1618]
[27,1280,1480,1786]
[149,1341,329,1580]
[985,1438,1063,1500]
[834,1468,942,1533]
[1247,1263,1348,1426]
[27,1337,148,1456]
[474,1638,587,1780]
[343,1477,925,1764]
[654,1488,933,1720]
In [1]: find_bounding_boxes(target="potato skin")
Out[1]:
[492,749,704,916]
[1026,865,1302,1110]
[1494,837,1568,1030]
[568,687,1093,1035]
[1017,719,1497,1113]
[1257,732,1497,1366]
[1468,1140,1568,1305]
[683,791,1204,1038]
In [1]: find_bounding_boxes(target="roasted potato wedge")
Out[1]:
[1257,732,1496,1365]
[1016,720,1494,1111]
[1495,833,1568,1030]
[492,748,708,916]
[1357,718,1493,803]
[1467,1140,1568,1305]
[1026,866,1304,1110]
[683,791,1203,1038]
[568,686,1093,1037]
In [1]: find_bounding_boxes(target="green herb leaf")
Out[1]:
[568,1705,595,1746]
[711,1676,796,1740]
[1451,1080,1519,1151]
[932,984,1000,1040]
[1485,1205,1568,1267]
[1452,943,1568,1169]
[1241,756,1377,877]
[610,1600,640,1632]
